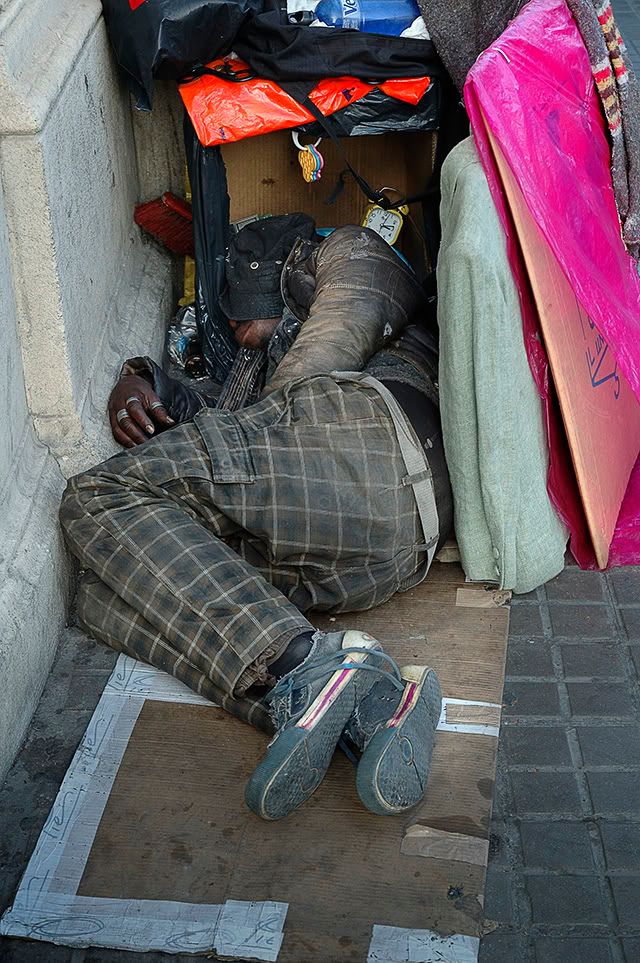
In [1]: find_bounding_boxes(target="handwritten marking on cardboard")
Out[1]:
[580,312,621,399]
[214,900,288,962]
[367,924,480,962]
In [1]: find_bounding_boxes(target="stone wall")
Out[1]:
[0,0,182,781]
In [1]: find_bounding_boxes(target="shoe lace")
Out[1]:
[265,646,405,726]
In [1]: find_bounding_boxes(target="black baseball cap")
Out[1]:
[220,213,317,322]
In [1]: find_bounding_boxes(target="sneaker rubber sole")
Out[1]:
[245,633,379,820]
[355,665,441,816]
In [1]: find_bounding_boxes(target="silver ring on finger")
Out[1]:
[116,408,130,424]
[149,401,165,411]
[125,396,140,406]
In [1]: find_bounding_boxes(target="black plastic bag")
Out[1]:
[296,83,441,139]
[184,115,237,384]
[235,7,445,83]
[101,0,264,110]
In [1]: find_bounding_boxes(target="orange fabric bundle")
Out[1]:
[179,57,431,147]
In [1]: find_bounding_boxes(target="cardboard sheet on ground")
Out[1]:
[1,565,509,962]
[464,0,640,569]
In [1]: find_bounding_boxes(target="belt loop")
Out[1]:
[402,469,432,487]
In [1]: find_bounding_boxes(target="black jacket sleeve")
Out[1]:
[120,357,216,424]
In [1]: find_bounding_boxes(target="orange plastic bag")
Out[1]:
[179,58,431,147]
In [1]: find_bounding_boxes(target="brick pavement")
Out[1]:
[480,1,640,958]
[480,566,640,963]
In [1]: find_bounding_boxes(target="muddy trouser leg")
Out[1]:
[60,377,425,728]
[76,570,274,731]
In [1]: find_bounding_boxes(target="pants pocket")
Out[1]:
[194,409,256,484]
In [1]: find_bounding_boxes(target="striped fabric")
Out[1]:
[566,0,640,257]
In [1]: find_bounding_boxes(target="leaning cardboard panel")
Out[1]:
[1,565,509,962]
[486,129,640,568]
[464,0,640,569]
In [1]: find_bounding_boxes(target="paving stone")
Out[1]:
[621,608,640,640]
[534,937,613,963]
[502,725,572,766]
[610,876,640,926]
[549,604,613,639]
[587,772,640,815]
[0,940,74,961]
[520,820,594,871]
[622,938,640,963]
[567,681,635,717]
[487,820,512,867]
[600,822,640,869]
[546,568,605,602]
[483,866,516,922]
[610,568,640,605]
[579,726,640,766]
[509,604,544,637]
[506,639,554,677]
[489,762,511,818]
[479,933,528,963]
[503,682,561,717]
[561,643,625,679]
[511,771,581,814]
[527,875,606,924]
[630,646,640,677]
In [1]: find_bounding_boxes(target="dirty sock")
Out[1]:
[267,631,315,680]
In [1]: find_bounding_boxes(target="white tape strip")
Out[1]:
[1,656,288,960]
[437,698,501,738]
[215,900,289,962]
[105,654,215,706]
[368,924,479,962]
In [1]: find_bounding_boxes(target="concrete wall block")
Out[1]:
[0,1,177,470]
[0,153,29,490]
[0,0,179,781]
[0,0,102,135]
[132,80,185,203]
[0,430,70,786]
[0,99,71,785]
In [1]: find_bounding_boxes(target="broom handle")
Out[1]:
[162,192,193,222]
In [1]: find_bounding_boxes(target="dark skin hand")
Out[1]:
[108,370,175,449]
[108,317,280,448]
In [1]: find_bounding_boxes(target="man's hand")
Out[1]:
[108,374,175,449]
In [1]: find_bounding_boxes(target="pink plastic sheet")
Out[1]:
[464,0,640,567]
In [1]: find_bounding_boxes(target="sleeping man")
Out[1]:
[60,215,452,821]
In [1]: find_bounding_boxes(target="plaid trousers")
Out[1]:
[60,374,427,731]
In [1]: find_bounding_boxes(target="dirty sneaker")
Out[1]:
[245,630,398,820]
[343,666,442,816]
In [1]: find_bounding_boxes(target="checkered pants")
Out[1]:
[60,375,427,731]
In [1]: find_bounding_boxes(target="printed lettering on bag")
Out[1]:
[341,0,361,29]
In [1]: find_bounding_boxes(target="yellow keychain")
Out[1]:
[293,132,324,183]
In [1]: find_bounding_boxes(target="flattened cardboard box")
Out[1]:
[1,563,509,962]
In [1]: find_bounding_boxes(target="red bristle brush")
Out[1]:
[134,192,195,257]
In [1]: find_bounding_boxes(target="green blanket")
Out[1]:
[437,138,568,594]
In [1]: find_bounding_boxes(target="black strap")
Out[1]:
[282,81,385,205]
[284,81,434,210]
